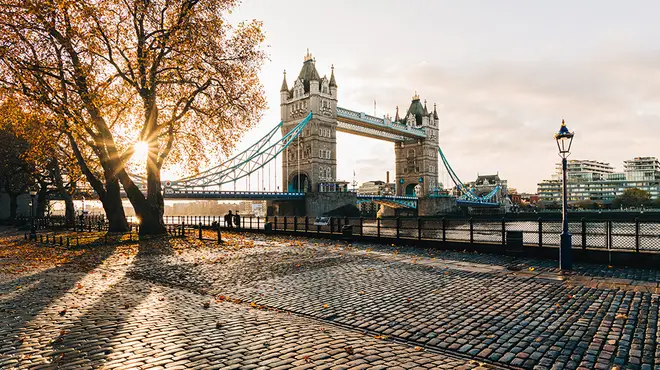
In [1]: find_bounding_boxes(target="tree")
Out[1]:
[0,97,82,224]
[612,188,652,209]
[0,128,33,220]
[0,0,266,234]
[87,0,266,234]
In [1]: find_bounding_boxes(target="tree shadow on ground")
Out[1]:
[0,232,118,359]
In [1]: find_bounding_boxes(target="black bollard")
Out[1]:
[199,222,203,240]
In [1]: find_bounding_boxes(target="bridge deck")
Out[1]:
[336,107,426,142]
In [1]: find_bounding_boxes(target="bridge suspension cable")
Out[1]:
[164,112,313,190]
[437,147,500,204]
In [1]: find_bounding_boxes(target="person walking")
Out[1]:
[224,210,233,228]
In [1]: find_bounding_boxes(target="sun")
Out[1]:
[133,141,149,162]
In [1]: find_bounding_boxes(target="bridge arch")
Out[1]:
[405,183,418,196]
[289,172,311,193]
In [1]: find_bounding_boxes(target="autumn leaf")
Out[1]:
[358,291,365,295]
[345,346,354,355]
[304,355,312,363]
[414,346,423,351]
[528,267,535,271]
[250,302,257,308]
[323,304,329,309]
[58,309,67,316]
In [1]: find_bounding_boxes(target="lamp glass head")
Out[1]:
[554,119,574,157]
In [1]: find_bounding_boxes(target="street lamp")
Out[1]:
[29,188,37,240]
[555,119,574,270]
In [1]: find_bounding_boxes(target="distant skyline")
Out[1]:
[224,0,660,193]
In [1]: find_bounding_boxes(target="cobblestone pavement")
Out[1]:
[2,230,660,369]
[0,232,491,370]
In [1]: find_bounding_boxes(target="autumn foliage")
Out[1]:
[0,0,266,233]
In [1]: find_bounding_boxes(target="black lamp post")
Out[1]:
[29,188,37,240]
[555,119,575,270]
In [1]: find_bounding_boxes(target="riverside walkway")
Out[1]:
[1,228,659,369]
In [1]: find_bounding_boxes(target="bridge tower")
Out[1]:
[280,50,338,193]
[394,93,440,196]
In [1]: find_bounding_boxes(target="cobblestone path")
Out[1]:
[2,230,660,369]
[0,232,490,369]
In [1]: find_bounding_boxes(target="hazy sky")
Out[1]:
[227,0,660,193]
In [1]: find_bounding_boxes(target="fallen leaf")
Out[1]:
[203,301,210,309]
[528,267,535,271]
[304,355,312,363]
[345,346,354,355]
[323,304,329,309]
[58,309,67,316]
[250,302,257,308]
[358,291,365,295]
[414,346,423,351]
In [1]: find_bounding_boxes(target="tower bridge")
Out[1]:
[120,50,502,216]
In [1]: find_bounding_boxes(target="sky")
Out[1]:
[225,0,660,193]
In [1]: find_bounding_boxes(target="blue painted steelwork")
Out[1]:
[163,190,305,200]
[438,147,500,206]
[357,194,418,209]
[144,112,313,190]
[336,107,426,141]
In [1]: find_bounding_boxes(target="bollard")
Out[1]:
[59,236,63,246]
[199,222,203,240]
[24,233,27,240]
[66,237,70,248]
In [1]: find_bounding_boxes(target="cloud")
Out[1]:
[334,51,660,192]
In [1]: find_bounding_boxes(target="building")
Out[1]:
[393,93,440,197]
[357,181,395,195]
[537,157,660,204]
[280,50,338,193]
[464,174,509,203]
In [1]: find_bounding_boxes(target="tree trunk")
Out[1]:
[64,195,75,227]
[36,183,49,218]
[9,193,18,222]
[67,132,129,232]
[133,101,166,236]
[102,179,129,232]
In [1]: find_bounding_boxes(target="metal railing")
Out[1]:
[21,215,660,254]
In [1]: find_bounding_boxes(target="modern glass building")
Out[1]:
[537,157,660,204]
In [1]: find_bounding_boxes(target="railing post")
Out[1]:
[359,217,364,236]
[442,218,447,242]
[581,218,587,250]
[538,218,543,247]
[330,217,334,234]
[293,216,297,232]
[635,218,640,253]
[274,216,277,231]
[283,216,288,231]
[501,217,506,246]
[199,222,203,240]
[396,217,400,240]
[377,218,381,238]
[305,216,309,233]
[417,218,422,241]
[469,218,474,244]
[608,220,613,249]
[250,216,253,230]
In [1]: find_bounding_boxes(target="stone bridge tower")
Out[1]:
[280,50,337,193]
[394,93,440,196]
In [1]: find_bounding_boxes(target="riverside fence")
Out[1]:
[154,215,660,254]
[18,214,660,254]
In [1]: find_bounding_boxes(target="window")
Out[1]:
[407,149,415,158]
